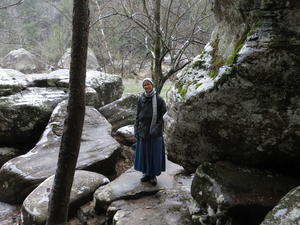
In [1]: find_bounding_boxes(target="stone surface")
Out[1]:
[2,48,43,73]
[0,87,67,148]
[21,170,109,225]
[261,185,300,225]
[114,125,136,146]
[165,0,300,173]
[0,69,29,96]
[86,70,124,107]
[0,147,21,168]
[58,48,100,70]
[107,189,193,225]
[191,162,300,225]
[99,94,138,131]
[94,160,185,213]
[27,69,124,107]
[0,101,120,203]
[0,202,21,225]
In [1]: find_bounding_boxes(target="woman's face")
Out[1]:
[143,81,153,93]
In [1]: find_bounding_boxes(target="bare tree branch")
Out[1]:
[0,0,23,10]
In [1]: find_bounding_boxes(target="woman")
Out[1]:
[134,78,167,185]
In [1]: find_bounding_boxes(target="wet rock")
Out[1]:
[28,69,124,107]
[107,189,193,225]
[0,101,120,203]
[0,147,21,168]
[94,160,184,213]
[58,48,100,70]
[115,145,135,177]
[86,70,124,107]
[0,69,28,96]
[75,201,106,225]
[165,0,300,173]
[114,125,136,146]
[21,170,109,225]
[99,94,138,131]
[0,202,21,225]
[0,87,67,147]
[2,48,43,73]
[85,87,100,108]
[261,185,300,225]
[191,162,300,225]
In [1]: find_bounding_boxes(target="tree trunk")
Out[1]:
[46,1,89,225]
[152,0,162,93]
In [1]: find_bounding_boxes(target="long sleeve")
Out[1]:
[134,97,141,137]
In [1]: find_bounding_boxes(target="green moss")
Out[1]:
[176,81,193,99]
[226,28,251,66]
[193,60,204,69]
[208,70,218,79]
[226,43,244,65]
[195,82,203,89]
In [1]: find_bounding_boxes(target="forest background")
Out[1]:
[0,0,214,92]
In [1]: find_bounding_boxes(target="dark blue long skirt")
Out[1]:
[134,136,166,176]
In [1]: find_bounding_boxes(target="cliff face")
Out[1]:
[165,1,300,223]
[165,0,300,174]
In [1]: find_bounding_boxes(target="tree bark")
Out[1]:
[46,0,89,225]
[152,0,162,93]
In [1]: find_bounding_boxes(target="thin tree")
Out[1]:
[46,0,90,224]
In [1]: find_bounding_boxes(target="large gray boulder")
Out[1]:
[57,48,100,70]
[0,69,123,148]
[28,69,124,107]
[99,94,138,131]
[94,160,185,213]
[0,87,67,147]
[191,162,300,225]
[0,69,29,96]
[0,101,120,203]
[165,0,300,173]
[86,70,124,107]
[2,48,43,73]
[261,186,300,225]
[114,125,136,146]
[21,170,109,225]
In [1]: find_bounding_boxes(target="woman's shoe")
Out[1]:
[140,174,150,182]
[149,176,157,186]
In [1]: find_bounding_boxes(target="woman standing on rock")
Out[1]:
[134,78,167,185]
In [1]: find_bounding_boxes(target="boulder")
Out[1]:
[191,162,300,225]
[0,69,28,96]
[21,170,109,225]
[107,189,193,225]
[0,147,21,168]
[57,48,100,70]
[86,70,124,107]
[0,101,120,203]
[0,87,67,148]
[99,94,138,131]
[94,160,185,213]
[165,0,300,173]
[114,125,136,146]
[261,185,300,225]
[28,69,124,107]
[2,48,43,73]
[0,202,21,225]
